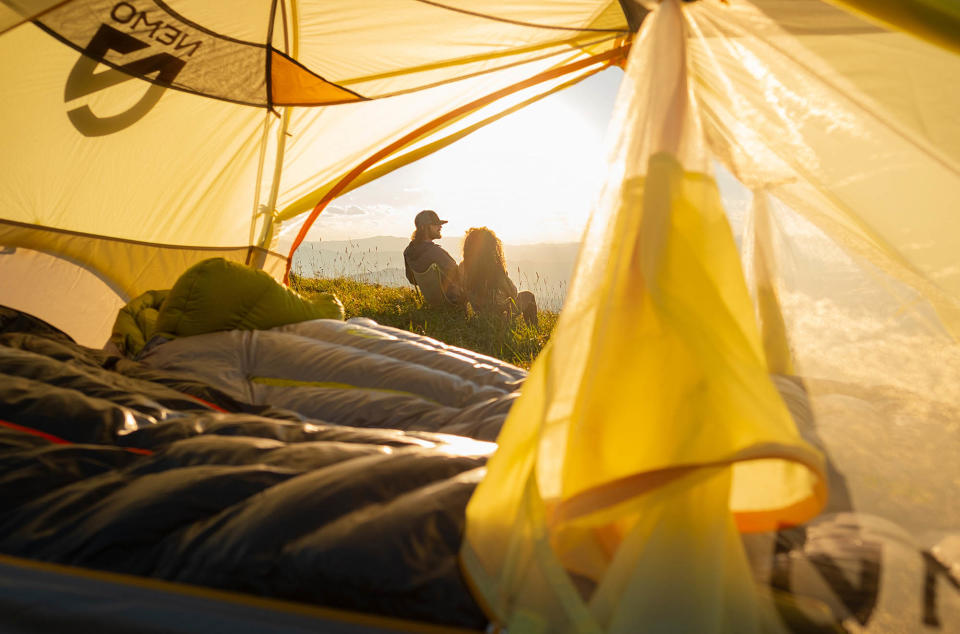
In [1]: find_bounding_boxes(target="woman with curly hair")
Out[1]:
[459,227,538,326]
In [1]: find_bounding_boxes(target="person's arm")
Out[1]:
[431,245,458,280]
[447,257,462,285]
[430,245,463,302]
[436,245,459,279]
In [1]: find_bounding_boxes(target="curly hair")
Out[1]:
[460,227,508,303]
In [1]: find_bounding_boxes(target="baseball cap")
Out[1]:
[414,209,447,227]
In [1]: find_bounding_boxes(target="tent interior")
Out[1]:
[1,0,959,632]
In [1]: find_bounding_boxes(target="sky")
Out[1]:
[304,67,627,245]
[299,65,751,246]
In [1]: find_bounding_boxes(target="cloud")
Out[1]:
[326,204,367,216]
[363,203,401,217]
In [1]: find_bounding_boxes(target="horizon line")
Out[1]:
[297,235,582,247]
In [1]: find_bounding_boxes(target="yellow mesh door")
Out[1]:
[461,2,825,631]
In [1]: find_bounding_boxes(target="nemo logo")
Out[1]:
[64,3,200,137]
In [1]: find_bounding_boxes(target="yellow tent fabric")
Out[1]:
[2,0,960,630]
[685,0,960,545]
[462,3,824,630]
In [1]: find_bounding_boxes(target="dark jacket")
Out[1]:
[403,239,462,301]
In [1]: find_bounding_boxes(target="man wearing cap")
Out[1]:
[403,209,462,303]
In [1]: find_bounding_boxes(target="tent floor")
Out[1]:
[0,554,481,634]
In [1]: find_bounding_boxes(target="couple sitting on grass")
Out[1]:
[403,209,538,327]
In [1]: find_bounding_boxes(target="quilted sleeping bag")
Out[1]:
[0,305,493,628]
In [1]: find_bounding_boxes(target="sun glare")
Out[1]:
[418,97,607,244]
[311,69,622,245]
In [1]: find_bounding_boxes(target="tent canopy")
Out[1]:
[2,0,959,632]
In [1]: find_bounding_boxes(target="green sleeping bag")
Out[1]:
[109,289,169,357]
[154,258,343,340]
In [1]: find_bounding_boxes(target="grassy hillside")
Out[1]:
[292,238,576,311]
[291,274,558,369]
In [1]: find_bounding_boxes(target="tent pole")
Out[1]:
[252,0,298,269]
[247,112,276,266]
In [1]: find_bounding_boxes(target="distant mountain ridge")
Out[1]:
[292,236,579,311]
